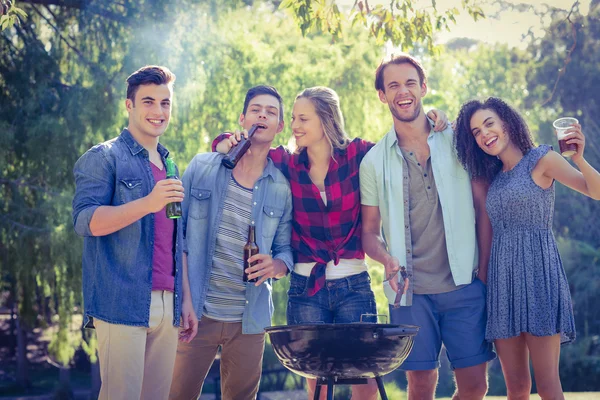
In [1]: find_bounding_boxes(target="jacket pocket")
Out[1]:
[261,205,283,238]
[119,178,143,204]
[189,188,211,219]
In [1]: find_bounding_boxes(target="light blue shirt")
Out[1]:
[360,122,478,306]
[182,153,293,334]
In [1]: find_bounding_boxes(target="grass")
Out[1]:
[437,394,600,400]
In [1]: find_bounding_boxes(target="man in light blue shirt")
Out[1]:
[169,85,293,400]
[360,54,495,399]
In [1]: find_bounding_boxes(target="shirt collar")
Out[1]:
[262,157,279,180]
[120,128,170,158]
[385,116,439,149]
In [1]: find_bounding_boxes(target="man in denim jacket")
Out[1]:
[72,66,197,400]
[169,85,293,400]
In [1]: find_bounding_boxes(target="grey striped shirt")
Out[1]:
[202,177,253,322]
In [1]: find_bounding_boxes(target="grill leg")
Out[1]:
[314,382,322,400]
[375,376,388,400]
[327,380,334,400]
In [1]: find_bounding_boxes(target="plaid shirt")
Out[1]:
[213,136,374,295]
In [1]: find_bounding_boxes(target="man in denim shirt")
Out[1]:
[72,66,197,400]
[169,85,293,400]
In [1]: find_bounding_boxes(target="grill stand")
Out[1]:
[313,376,388,400]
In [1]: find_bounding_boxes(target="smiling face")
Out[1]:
[126,83,172,143]
[469,108,513,156]
[378,63,427,123]
[239,94,284,145]
[290,97,328,150]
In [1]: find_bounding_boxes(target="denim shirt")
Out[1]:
[182,153,293,334]
[72,129,183,328]
[360,122,478,306]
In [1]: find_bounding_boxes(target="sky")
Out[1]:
[338,0,591,49]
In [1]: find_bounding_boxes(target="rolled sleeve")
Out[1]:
[359,156,379,206]
[72,149,115,237]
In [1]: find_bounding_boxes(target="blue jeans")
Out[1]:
[287,271,377,324]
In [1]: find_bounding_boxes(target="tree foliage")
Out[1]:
[1,0,600,395]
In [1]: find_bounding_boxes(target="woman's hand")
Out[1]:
[564,122,585,163]
[427,109,449,132]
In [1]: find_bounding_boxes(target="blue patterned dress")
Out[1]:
[485,145,576,344]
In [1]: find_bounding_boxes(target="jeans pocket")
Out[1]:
[287,273,307,298]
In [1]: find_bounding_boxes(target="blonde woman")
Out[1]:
[215,86,447,399]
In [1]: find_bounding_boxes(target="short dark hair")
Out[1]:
[374,53,427,92]
[242,85,284,123]
[454,97,535,182]
[126,66,176,104]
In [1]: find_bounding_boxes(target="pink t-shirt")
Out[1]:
[150,162,175,292]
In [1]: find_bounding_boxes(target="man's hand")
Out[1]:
[383,255,401,293]
[143,178,184,213]
[383,256,409,304]
[427,109,449,132]
[246,254,288,286]
[179,298,198,343]
[215,130,250,154]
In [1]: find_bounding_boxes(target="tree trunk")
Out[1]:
[15,316,29,388]
[90,356,101,399]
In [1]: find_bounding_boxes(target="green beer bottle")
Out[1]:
[165,157,182,219]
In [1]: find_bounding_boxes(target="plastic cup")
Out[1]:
[552,117,578,157]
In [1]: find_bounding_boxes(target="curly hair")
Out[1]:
[454,97,534,183]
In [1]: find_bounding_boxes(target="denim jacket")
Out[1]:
[72,129,183,328]
[182,153,293,334]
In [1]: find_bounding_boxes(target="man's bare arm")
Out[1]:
[471,178,492,283]
[361,205,400,291]
[89,179,184,236]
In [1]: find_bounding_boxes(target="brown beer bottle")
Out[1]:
[221,124,260,169]
[243,225,259,283]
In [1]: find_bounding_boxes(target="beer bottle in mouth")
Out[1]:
[222,124,260,169]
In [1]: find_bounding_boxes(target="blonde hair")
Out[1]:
[293,86,350,157]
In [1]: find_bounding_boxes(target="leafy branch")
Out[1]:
[0,0,28,31]
[280,0,486,52]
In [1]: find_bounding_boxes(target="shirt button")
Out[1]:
[424,173,428,177]
[405,225,409,229]
[254,186,258,190]
[407,249,411,254]
[270,211,273,215]
[246,300,249,304]
[251,221,255,225]
[254,202,257,206]
[198,193,202,197]
[128,183,133,187]
[427,186,431,189]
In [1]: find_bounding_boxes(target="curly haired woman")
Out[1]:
[455,97,600,400]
